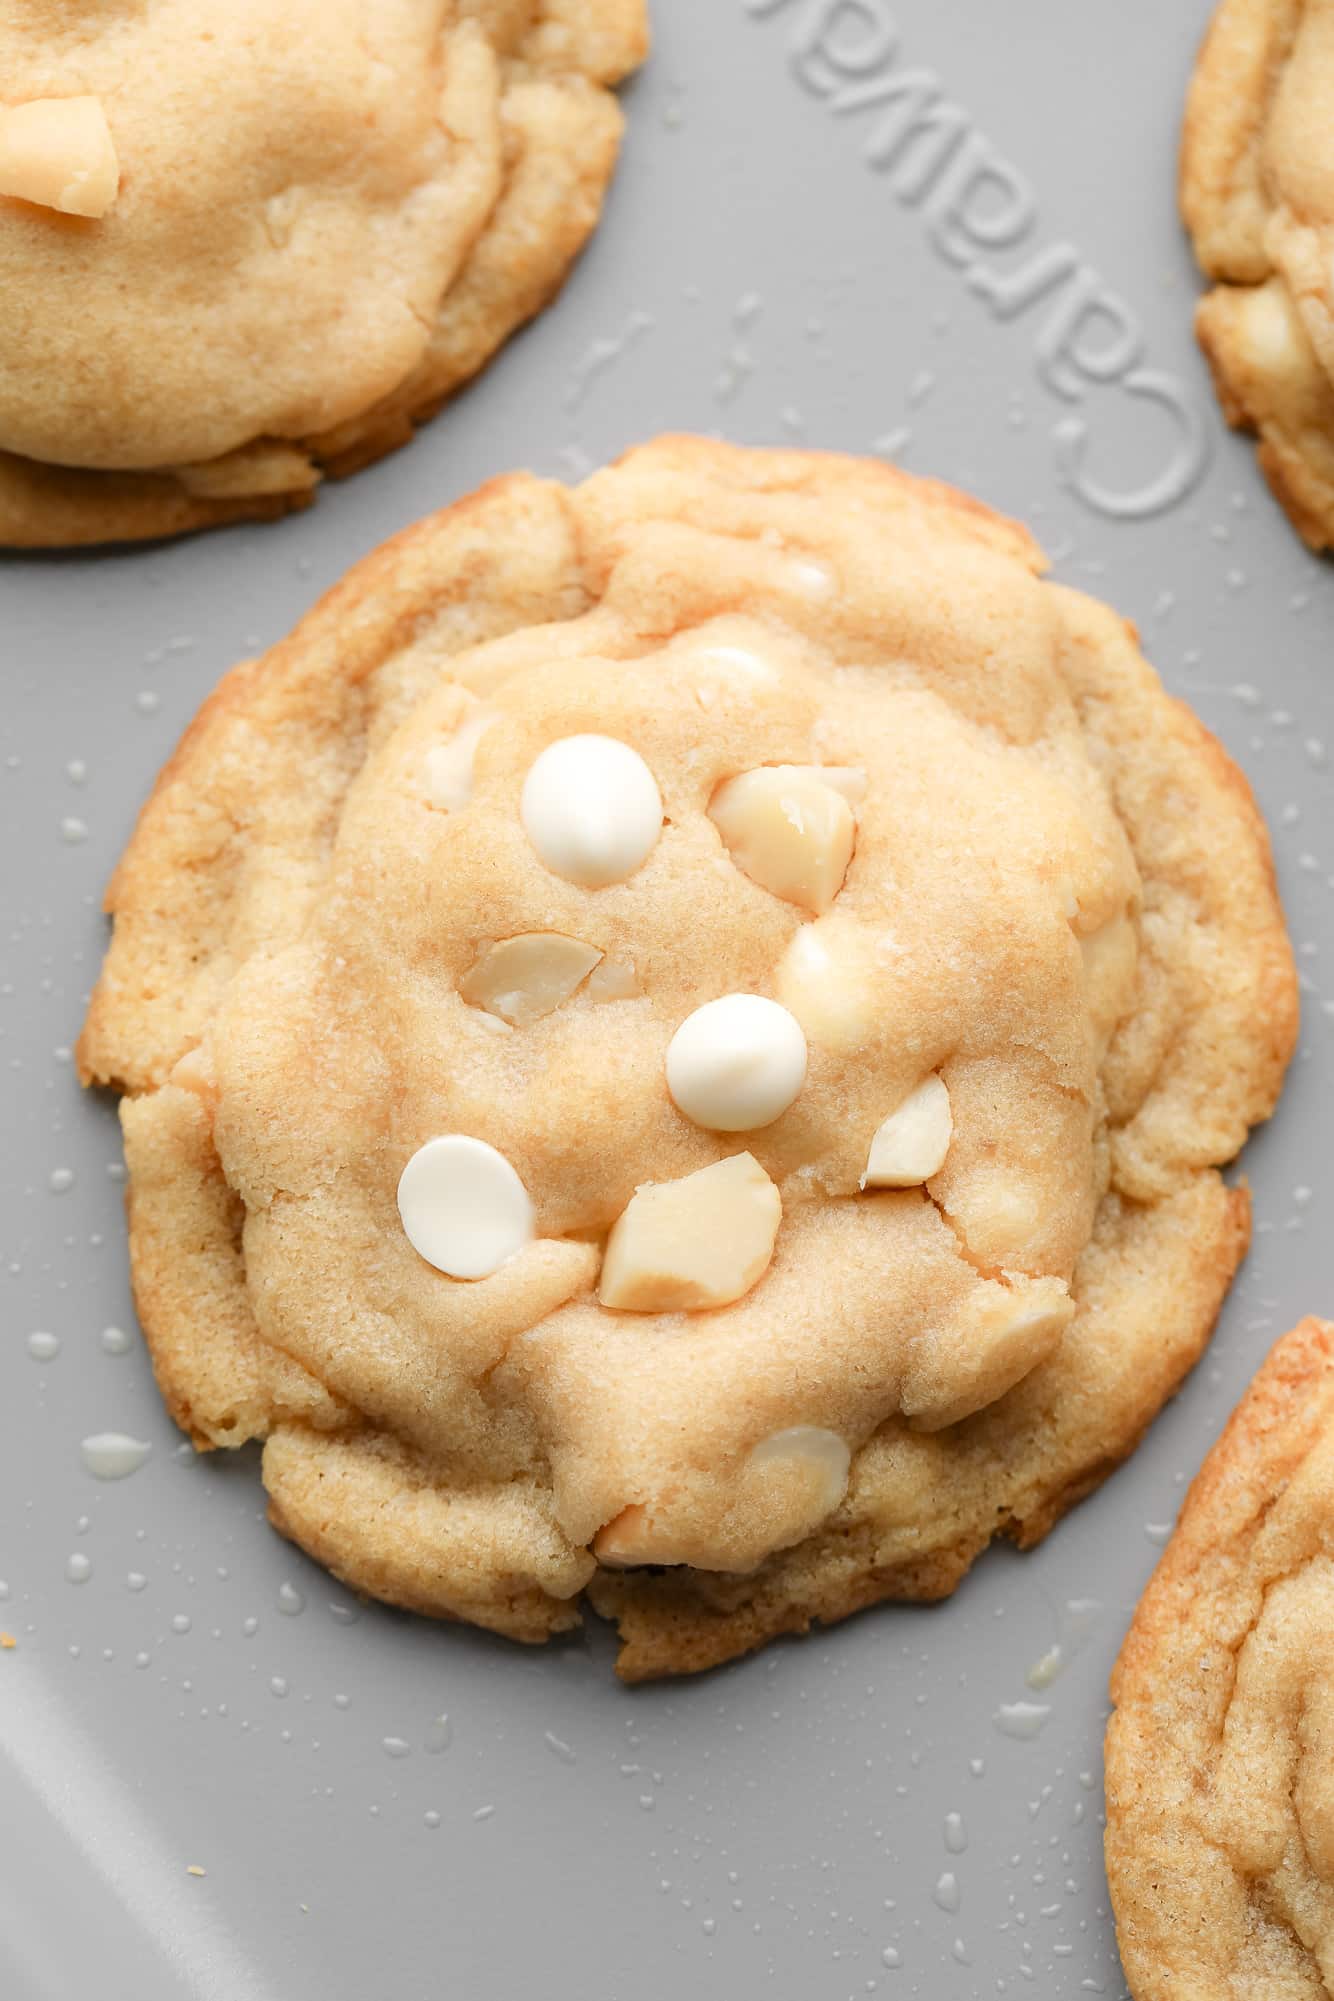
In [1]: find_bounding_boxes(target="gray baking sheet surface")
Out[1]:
[3,3,1331,1996]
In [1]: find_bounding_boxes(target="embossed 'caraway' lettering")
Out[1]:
[745,0,1208,519]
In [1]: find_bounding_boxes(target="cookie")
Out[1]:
[1181,0,1334,547]
[78,438,1297,1680]
[0,2,646,547]
[1106,1318,1334,1999]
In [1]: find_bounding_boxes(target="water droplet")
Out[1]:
[276,1582,305,1616]
[327,1600,360,1625]
[944,1813,967,1854]
[126,1571,147,1592]
[950,1938,971,1965]
[0,1582,9,1601]
[544,1731,576,1764]
[81,1433,152,1480]
[60,817,88,844]
[993,1702,1051,1740]
[65,1553,92,1585]
[424,1714,451,1754]
[1026,1646,1064,1689]
[242,1616,259,1637]
[49,1168,74,1193]
[135,690,160,715]
[880,1946,902,1969]
[1144,1521,1174,1546]
[27,1330,60,1361]
[172,1614,191,1635]
[333,1693,351,1711]
[134,1651,150,1668]
[383,1737,411,1759]
[269,1676,289,1698]
[933,1872,960,1913]
[424,1810,441,1829]
[874,425,911,459]
[472,1805,495,1822]
[100,1325,133,1355]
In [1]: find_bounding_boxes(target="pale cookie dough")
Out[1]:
[1181,0,1334,547]
[0,1,646,546]
[1106,1319,1334,1999]
[78,438,1297,1679]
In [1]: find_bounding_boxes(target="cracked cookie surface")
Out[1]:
[1182,0,1334,547]
[78,438,1296,1678]
[0,0,645,545]
[1106,1318,1334,1999]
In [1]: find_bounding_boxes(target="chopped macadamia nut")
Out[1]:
[749,1423,850,1523]
[168,1043,218,1109]
[592,1504,686,1568]
[0,97,119,218]
[903,1276,1075,1430]
[599,1152,781,1312]
[861,1075,953,1188]
[710,765,857,914]
[585,956,640,1001]
[459,933,602,1028]
[1239,276,1307,380]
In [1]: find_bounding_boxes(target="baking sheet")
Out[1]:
[3,3,1331,1994]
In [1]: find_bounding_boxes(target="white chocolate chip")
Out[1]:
[397,1135,534,1280]
[861,1076,953,1188]
[666,994,808,1132]
[710,766,857,914]
[520,735,662,888]
[459,934,602,1028]
[0,97,119,218]
[599,1153,781,1312]
[750,1425,851,1523]
[585,956,641,1002]
[424,710,497,811]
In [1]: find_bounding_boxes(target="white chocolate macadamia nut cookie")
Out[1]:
[0,1,646,546]
[1106,1320,1334,2001]
[1182,0,1334,546]
[78,439,1296,1680]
